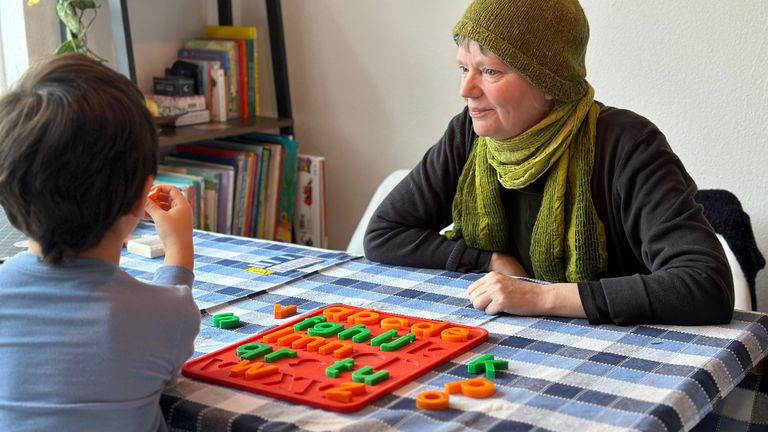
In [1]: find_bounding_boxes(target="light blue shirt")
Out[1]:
[0,252,200,432]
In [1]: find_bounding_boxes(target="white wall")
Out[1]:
[280,0,468,244]
[278,0,768,312]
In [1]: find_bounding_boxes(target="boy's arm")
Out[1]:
[144,185,195,271]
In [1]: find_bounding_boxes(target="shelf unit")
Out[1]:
[157,117,293,147]
[109,0,294,145]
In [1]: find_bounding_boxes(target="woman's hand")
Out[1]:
[467,273,586,318]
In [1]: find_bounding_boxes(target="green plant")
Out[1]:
[27,0,105,61]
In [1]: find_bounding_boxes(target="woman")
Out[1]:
[364,0,733,325]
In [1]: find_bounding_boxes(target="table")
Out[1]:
[122,226,768,431]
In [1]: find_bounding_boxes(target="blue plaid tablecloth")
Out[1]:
[121,230,768,431]
[121,223,354,311]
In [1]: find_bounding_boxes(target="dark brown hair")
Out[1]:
[0,54,158,264]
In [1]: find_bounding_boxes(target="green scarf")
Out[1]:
[445,86,607,282]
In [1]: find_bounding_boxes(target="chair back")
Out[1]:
[346,169,410,256]
[695,189,765,310]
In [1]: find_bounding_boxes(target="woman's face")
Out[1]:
[457,42,553,140]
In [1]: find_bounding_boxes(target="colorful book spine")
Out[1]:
[175,144,248,235]
[205,25,259,116]
[235,39,248,118]
[241,133,299,243]
[178,47,236,118]
[164,155,234,234]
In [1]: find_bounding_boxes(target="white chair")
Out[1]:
[717,234,752,310]
[346,169,410,256]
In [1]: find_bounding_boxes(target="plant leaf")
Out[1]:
[54,38,88,55]
[71,0,98,10]
[54,40,77,55]
[56,1,81,36]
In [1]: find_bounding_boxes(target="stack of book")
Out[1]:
[174,25,261,122]
[154,133,301,243]
[149,94,210,127]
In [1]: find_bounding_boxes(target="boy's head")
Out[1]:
[0,53,158,264]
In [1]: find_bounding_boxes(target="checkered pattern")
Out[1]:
[154,246,768,431]
[693,361,768,432]
[120,223,354,311]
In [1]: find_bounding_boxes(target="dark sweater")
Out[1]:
[364,106,734,325]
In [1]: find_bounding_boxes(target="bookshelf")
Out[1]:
[158,117,293,147]
[111,0,295,143]
[108,0,303,243]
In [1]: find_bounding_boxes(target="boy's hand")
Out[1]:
[143,185,194,271]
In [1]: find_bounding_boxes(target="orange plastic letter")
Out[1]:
[416,391,450,410]
[261,326,294,343]
[380,317,409,330]
[323,306,356,322]
[274,304,297,319]
[325,382,367,403]
[411,321,449,337]
[441,327,470,342]
[318,341,354,358]
[347,309,380,325]
[444,377,494,399]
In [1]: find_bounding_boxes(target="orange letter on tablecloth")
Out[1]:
[274,304,297,319]
[411,321,449,337]
[416,390,450,410]
[444,377,494,398]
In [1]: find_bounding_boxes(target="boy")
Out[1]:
[0,54,200,431]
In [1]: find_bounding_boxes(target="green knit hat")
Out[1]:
[453,0,589,102]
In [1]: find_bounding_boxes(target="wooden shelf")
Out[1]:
[158,116,294,147]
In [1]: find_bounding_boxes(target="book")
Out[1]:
[150,94,206,112]
[234,39,248,118]
[163,155,235,234]
[240,133,299,243]
[194,139,262,237]
[180,151,240,236]
[154,171,204,229]
[262,144,283,241]
[256,146,271,239]
[210,67,227,122]
[198,140,267,239]
[175,143,251,236]
[182,40,240,118]
[159,162,221,232]
[178,47,235,119]
[168,58,226,122]
[295,154,327,248]
[174,109,210,127]
[205,25,260,116]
